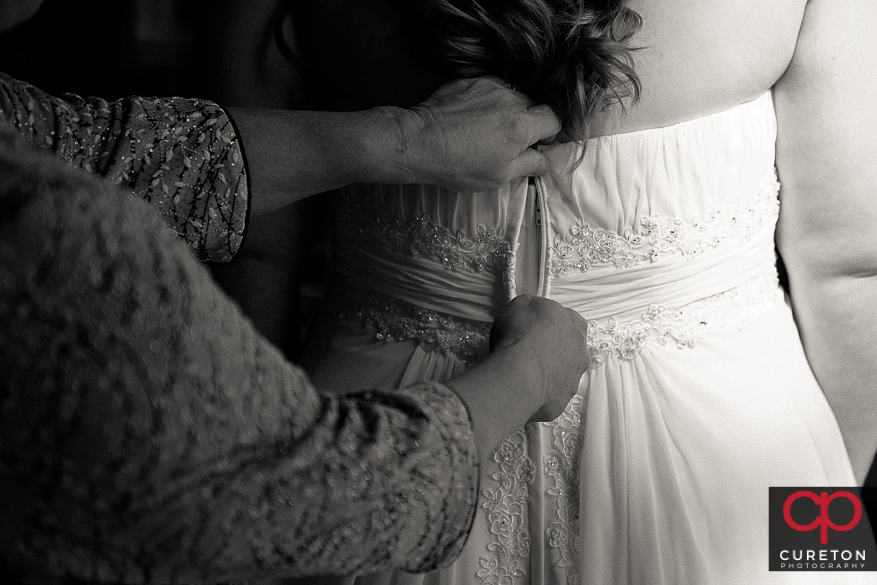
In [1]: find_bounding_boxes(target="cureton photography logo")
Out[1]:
[770,487,877,571]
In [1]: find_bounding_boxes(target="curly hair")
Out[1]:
[392,0,641,140]
[282,0,642,141]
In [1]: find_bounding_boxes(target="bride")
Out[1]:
[277,0,877,583]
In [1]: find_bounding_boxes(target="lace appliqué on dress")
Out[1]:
[543,395,583,585]
[549,176,780,276]
[587,272,783,364]
[337,285,491,363]
[478,396,584,585]
[334,193,514,276]
[479,430,534,584]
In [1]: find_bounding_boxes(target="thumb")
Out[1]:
[509,148,551,179]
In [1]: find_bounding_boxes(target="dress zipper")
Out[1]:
[533,176,550,298]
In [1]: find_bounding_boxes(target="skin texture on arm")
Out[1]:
[773,0,877,484]
[188,0,325,358]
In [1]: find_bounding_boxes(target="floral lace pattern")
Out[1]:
[543,395,584,585]
[334,192,514,276]
[477,395,584,585]
[337,284,492,363]
[549,176,780,276]
[337,271,780,369]
[587,272,783,364]
[478,431,534,584]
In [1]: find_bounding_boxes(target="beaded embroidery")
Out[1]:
[587,273,783,364]
[337,272,780,368]
[549,176,780,277]
[334,193,514,275]
[336,285,491,363]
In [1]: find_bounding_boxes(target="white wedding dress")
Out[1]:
[305,92,875,584]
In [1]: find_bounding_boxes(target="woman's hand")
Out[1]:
[233,77,561,217]
[393,78,562,191]
[486,294,589,422]
[446,295,589,466]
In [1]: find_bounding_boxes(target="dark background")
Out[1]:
[1,0,197,100]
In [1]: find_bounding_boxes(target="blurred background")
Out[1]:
[2,0,203,100]
[0,0,296,104]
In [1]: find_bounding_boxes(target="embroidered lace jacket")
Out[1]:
[0,71,247,262]
[0,131,477,583]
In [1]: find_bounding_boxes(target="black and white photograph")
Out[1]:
[2,1,876,583]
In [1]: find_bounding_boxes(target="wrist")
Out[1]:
[346,106,420,186]
[448,347,544,450]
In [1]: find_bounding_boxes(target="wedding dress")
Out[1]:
[305,92,874,584]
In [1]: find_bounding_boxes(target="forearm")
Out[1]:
[229,77,563,218]
[227,106,413,217]
[784,272,877,484]
[445,349,544,476]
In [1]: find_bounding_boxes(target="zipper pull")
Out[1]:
[529,176,542,227]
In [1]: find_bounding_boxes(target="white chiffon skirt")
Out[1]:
[298,292,875,585]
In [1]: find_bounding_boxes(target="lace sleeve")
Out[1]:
[0,136,476,583]
[0,71,247,262]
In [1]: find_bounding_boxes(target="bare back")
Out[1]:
[302,0,808,137]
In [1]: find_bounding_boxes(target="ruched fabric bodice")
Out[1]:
[330,92,781,364]
[308,93,872,585]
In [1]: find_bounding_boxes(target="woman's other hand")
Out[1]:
[487,294,589,422]
[446,294,589,467]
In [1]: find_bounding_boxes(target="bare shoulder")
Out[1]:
[594,0,809,135]
[773,0,877,188]
[774,0,877,94]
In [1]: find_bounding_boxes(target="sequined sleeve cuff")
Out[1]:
[0,71,249,262]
